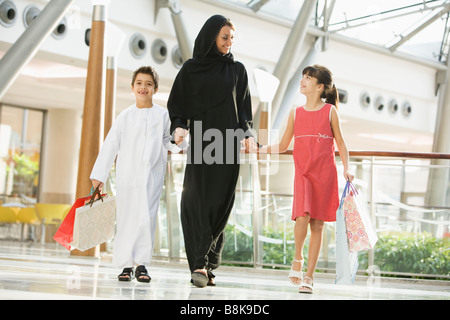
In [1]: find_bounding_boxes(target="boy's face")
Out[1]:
[131,73,158,101]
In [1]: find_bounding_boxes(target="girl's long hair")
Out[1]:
[302,64,339,110]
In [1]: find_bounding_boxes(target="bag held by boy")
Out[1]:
[342,182,378,252]
[54,187,116,251]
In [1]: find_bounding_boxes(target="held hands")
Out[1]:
[242,137,258,153]
[174,127,189,146]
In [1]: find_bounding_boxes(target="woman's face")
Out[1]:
[215,25,235,55]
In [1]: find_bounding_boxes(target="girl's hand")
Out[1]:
[344,171,354,182]
[243,137,258,153]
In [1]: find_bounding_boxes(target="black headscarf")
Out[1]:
[168,15,240,131]
[193,14,234,61]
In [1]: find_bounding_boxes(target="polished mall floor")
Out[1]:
[0,240,448,301]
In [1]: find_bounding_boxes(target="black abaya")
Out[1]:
[167,15,253,273]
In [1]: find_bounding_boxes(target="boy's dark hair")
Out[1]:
[131,66,159,89]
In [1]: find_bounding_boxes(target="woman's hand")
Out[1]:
[242,137,258,153]
[174,127,189,145]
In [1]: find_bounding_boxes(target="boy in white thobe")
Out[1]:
[90,66,181,282]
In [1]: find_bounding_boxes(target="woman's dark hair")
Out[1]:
[131,66,159,89]
[302,64,339,110]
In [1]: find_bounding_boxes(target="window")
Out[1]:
[0,105,45,205]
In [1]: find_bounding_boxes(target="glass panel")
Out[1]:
[161,153,449,278]
[0,106,44,205]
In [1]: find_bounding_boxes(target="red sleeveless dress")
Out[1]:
[292,104,339,222]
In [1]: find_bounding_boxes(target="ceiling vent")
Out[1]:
[388,99,398,115]
[151,39,167,64]
[402,101,412,118]
[360,91,370,109]
[374,95,384,112]
[129,33,147,59]
[23,5,40,29]
[0,0,17,27]
[52,17,67,39]
[172,45,183,69]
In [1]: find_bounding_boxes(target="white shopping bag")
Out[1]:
[69,195,116,251]
[335,181,359,285]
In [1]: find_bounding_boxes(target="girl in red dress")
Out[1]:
[258,65,354,293]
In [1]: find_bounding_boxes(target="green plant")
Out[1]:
[261,227,299,266]
[359,233,450,278]
[12,153,39,178]
[222,224,253,262]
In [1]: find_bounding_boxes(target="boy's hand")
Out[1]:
[92,179,103,190]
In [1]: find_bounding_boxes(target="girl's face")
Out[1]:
[300,74,323,95]
[215,25,235,55]
[131,73,158,101]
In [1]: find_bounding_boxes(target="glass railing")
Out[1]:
[154,151,450,280]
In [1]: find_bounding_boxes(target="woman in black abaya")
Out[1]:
[168,15,256,287]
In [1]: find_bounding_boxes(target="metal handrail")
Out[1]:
[162,150,450,279]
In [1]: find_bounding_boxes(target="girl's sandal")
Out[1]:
[118,267,134,281]
[299,276,314,294]
[288,259,303,286]
[135,265,151,283]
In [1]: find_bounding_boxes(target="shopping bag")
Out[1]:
[335,181,359,284]
[68,195,116,251]
[53,186,108,250]
[53,196,92,250]
[343,182,378,252]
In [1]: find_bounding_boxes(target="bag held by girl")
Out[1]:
[342,181,378,252]
[335,181,359,284]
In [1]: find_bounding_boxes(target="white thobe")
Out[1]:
[90,104,180,268]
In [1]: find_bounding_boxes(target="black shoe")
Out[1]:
[135,265,151,283]
[118,267,134,281]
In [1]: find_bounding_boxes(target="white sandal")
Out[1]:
[288,259,303,286]
[299,276,313,294]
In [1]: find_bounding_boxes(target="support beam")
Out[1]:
[270,0,318,126]
[388,4,450,52]
[248,0,270,13]
[0,0,75,100]
[155,0,193,62]
[426,53,450,227]
[272,38,321,131]
[72,3,108,257]
[104,57,116,140]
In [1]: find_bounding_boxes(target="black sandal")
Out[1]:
[135,265,151,283]
[118,267,134,281]
[207,270,216,286]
